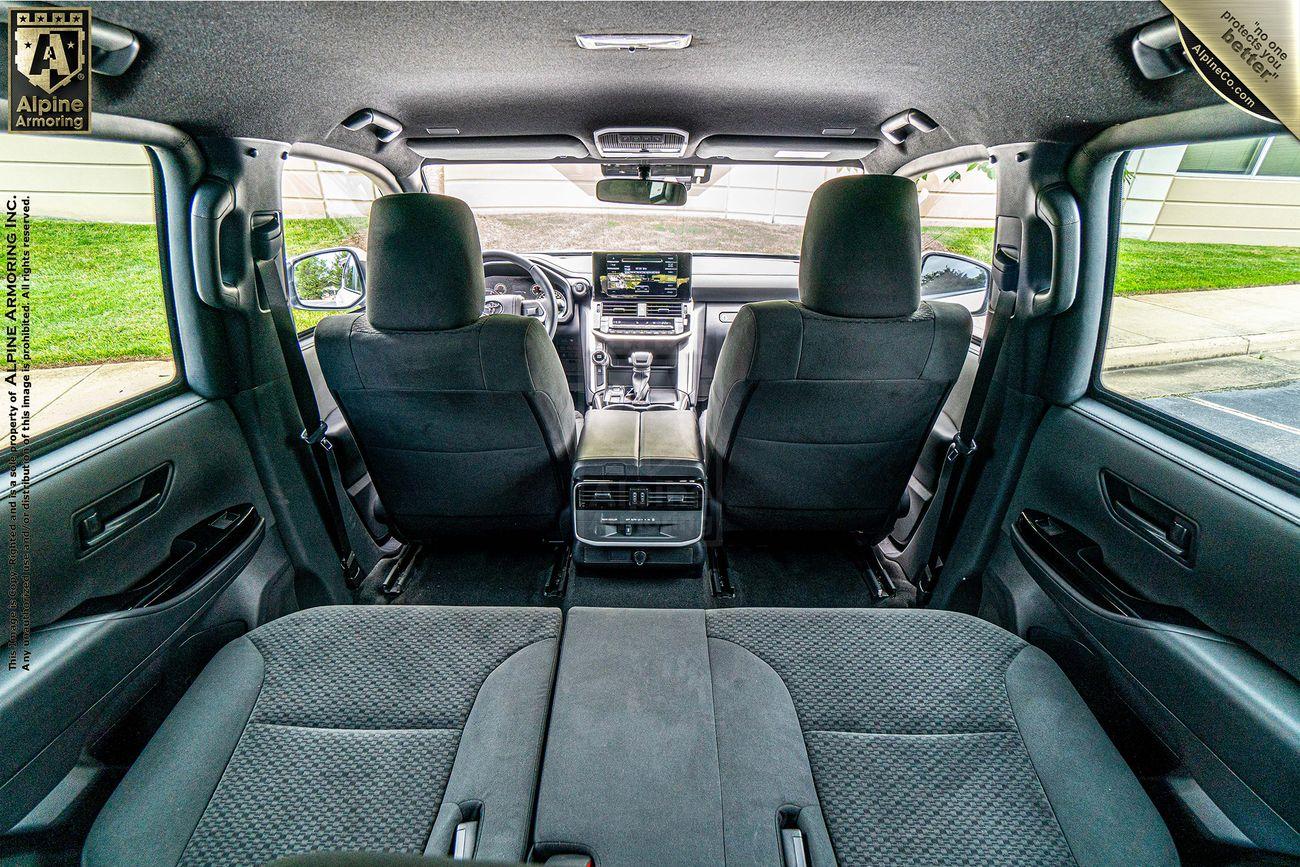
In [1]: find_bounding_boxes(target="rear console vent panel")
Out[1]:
[575,482,701,512]
[594,128,690,159]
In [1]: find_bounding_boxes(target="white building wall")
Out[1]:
[0,137,155,222]
[917,166,996,227]
[437,163,853,225]
[12,137,1300,247]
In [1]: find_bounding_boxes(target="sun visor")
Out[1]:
[693,135,878,162]
[409,135,590,161]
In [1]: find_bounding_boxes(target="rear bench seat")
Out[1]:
[84,605,1177,866]
[83,606,562,867]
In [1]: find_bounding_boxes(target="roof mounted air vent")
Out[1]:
[594,128,690,159]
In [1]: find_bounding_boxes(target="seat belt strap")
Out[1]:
[919,276,1017,598]
[251,213,362,588]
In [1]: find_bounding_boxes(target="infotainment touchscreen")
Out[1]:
[593,253,692,300]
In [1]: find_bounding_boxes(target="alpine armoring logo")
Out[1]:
[8,6,91,134]
[1177,17,1279,124]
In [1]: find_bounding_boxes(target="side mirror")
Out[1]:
[920,250,991,315]
[288,247,366,311]
[595,177,689,207]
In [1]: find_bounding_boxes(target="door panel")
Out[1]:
[989,398,1300,854]
[0,395,289,832]
[26,397,272,626]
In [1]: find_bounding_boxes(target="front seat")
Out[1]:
[704,174,972,538]
[315,193,577,540]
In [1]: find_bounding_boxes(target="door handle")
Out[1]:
[1100,470,1197,565]
[79,492,163,550]
[74,463,172,553]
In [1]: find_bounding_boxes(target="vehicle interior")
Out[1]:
[2,2,1299,866]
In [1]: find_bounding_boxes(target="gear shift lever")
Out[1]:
[630,351,653,404]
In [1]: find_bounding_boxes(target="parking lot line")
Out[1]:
[1182,396,1300,437]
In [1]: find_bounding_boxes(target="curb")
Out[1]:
[1104,331,1300,370]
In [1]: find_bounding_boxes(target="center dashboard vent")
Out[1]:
[594,127,690,159]
[600,301,640,316]
[646,302,685,317]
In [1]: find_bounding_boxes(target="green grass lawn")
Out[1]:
[32,220,171,367]
[923,226,1300,295]
[1115,237,1300,294]
[923,225,996,263]
[27,217,1300,367]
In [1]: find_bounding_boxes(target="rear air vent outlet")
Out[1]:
[576,485,632,510]
[575,482,702,512]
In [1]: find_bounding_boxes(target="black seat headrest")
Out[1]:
[364,193,485,331]
[798,174,922,319]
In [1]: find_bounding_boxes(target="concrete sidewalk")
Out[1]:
[30,360,175,438]
[1104,284,1300,370]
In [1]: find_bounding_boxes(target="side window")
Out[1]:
[916,160,997,335]
[3,134,178,441]
[282,157,381,332]
[1099,135,1300,474]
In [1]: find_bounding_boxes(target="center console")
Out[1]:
[588,252,699,408]
[572,408,706,568]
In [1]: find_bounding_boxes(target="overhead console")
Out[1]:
[589,253,697,408]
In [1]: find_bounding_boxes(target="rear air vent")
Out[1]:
[576,484,632,510]
[594,128,689,158]
[646,302,684,317]
[600,301,640,316]
[575,482,702,512]
[642,487,703,510]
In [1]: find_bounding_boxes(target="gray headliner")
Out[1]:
[67,1,1216,177]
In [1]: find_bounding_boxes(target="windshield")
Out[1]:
[421,163,861,255]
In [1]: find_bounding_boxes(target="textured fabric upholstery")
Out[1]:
[705,299,970,535]
[705,608,1179,867]
[705,174,971,536]
[316,193,577,540]
[89,605,1175,867]
[799,175,923,319]
[363,193,485,331]
[84,606,562,867]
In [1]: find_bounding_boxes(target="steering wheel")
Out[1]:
[481,250,559,339]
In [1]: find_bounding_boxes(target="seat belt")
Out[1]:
[917,266,1017,602]
[250,212,363,589]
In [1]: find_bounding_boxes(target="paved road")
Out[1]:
[1148,380,1300,471]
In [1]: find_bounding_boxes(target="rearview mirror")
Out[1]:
[920,251,991,315]
[288,247,366,310]
[595,177,689,207]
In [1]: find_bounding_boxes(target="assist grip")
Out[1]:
[190,178,241,309]
[1016,183,1080,319]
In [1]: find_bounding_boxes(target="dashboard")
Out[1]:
[484,252,803,410]
[483,273,571,320]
